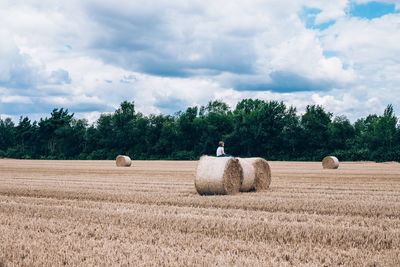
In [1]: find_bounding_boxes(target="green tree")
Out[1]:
[177,107,199,150]
[1,99,399,162]
[0,117,15,155]
[14,117,38,158]
[153,116,179,157]
[228,99,296,159]
[354,105,398,161]
[280,106,302,159]
[328,116,355,151]
[37,108,74,158]
[300,105,332,158]
[198,100,233,156]
[228,99,266,157]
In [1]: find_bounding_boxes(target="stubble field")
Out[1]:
[0,159,399,266]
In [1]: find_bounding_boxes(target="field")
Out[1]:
[0,160,400,266]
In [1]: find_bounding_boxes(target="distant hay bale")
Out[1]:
[195,156,242,195]
[115,155,132,167]
[238,157,271,191]
[322,156,339,169]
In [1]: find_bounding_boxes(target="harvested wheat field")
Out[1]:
[0,160,400,266]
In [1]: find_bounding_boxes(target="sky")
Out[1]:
[0,0,399,123]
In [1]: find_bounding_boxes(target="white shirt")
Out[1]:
[216,146,224,156]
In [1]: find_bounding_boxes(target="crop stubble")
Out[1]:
[0,160,399,266]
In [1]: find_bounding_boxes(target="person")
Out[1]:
[216,141,230,157]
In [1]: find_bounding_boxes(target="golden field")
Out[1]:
[0,159,399,266]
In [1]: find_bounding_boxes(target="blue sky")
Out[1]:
[350,1,398,19]
[0,0,399,122]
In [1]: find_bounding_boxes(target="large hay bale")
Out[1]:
[238,157,271,191]
[237,158,255,192]
[322,156,339,169]
[115,155,132,167]
[195,156,242,195]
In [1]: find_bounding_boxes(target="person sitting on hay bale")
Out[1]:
[216,141,231,157]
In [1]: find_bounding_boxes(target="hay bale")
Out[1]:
[322,156,339,169]
[195,156,242,195]
[115,155,132,167]
[237,158,255,192]
[238,157,271,191]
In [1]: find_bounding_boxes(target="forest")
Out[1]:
[0,99,399,161]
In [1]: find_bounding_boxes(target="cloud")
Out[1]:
[48,69,71,85]
[302,0,347,24]
[321,13,400,62]
[299,7,337,30]
[235,71,336,92]
[82,0,353,91]
[154,96,188,115]
[0,94,112,115]
[0,31,43,89]
[0,0,399,123]
[0,95,33,104]
[85,1,258,77]
[319,12,400,100]
[0,30,71,91]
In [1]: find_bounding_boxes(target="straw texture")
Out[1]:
[237,158,256,192]
[195,156,242,195]
[115,155,132,167]
[322,156,339,169]
[238,157,271,191]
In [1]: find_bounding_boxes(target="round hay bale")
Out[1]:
[115,155,132,167]
[237,158,256,192]
[241,157,271,191]
[322,156,339,169]
[195,156,242,195]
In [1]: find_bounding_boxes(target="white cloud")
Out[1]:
[317,13,400,119]
[304,0,348,23]
[0,95,33,104]
[321,14,400,63]
[265,30,355,82]
[0,30,43,89]
[0,0,399,123]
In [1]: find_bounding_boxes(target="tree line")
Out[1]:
[0,99,399,161]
